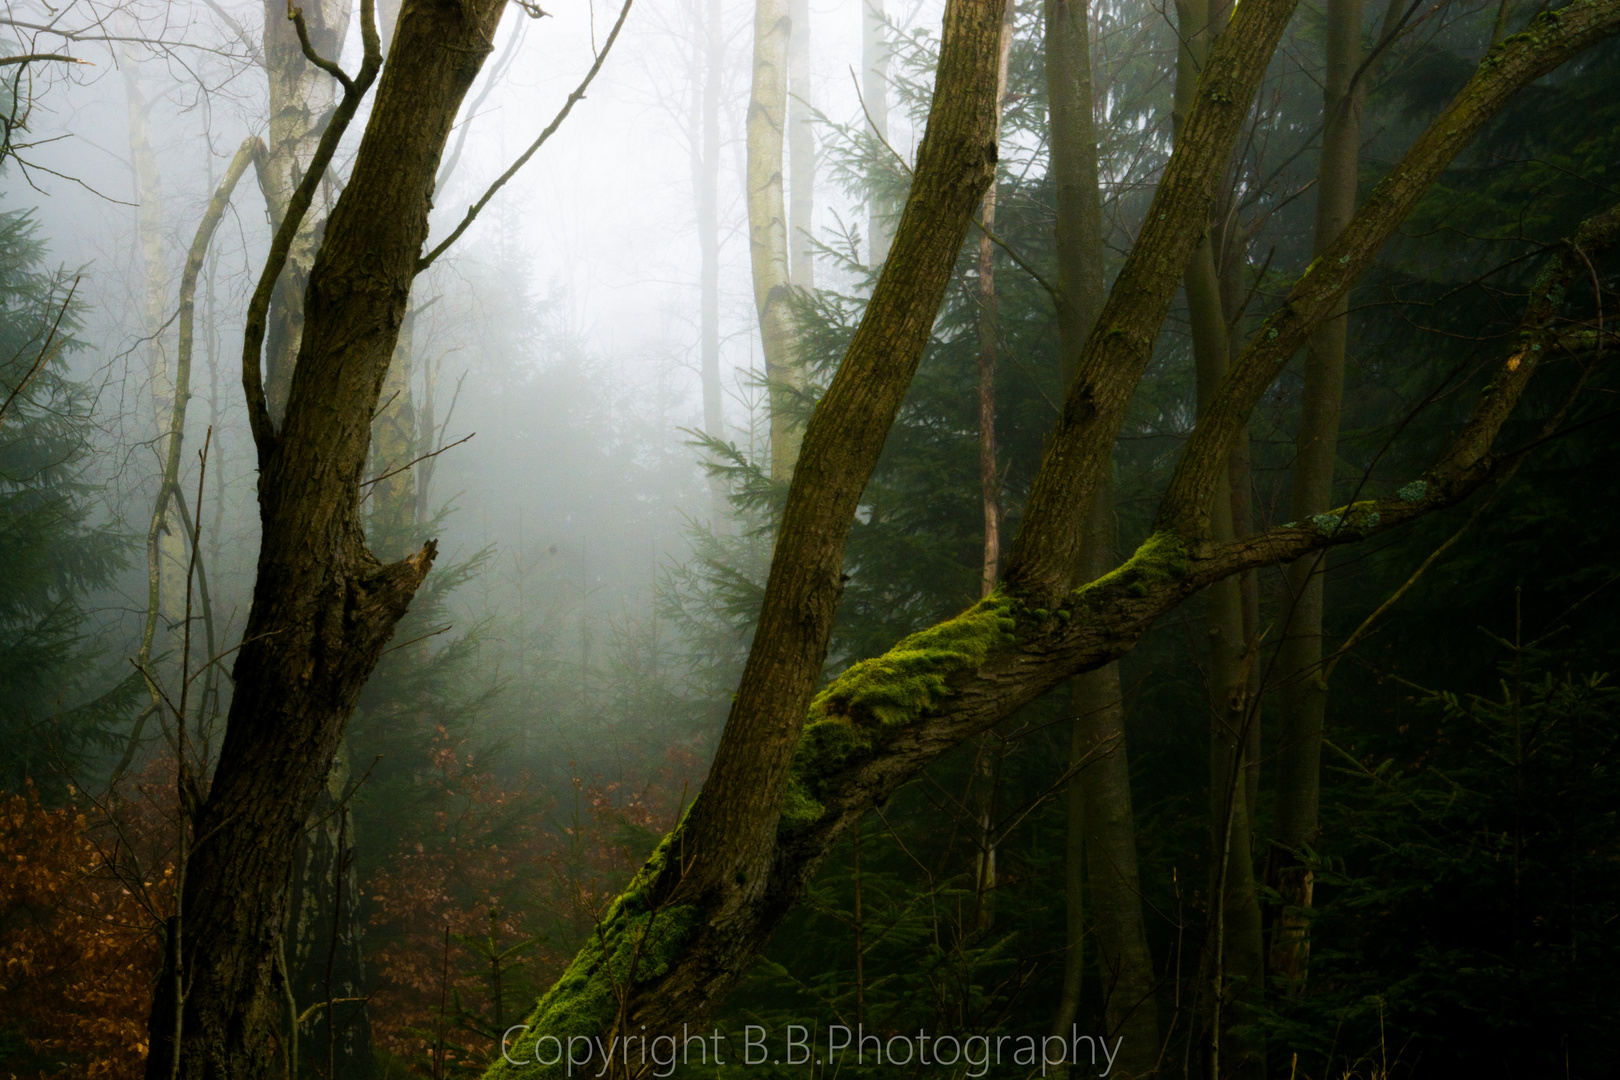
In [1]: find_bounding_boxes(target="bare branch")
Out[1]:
[417,0,634,273]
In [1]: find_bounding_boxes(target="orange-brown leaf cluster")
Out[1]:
[0,774,177,1080]
[365,737,696,1074]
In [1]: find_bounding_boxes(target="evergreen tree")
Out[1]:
[0,206,135,790]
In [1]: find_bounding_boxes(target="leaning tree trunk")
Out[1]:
[1269,0,1368,994]
[485,8,1620,1077]
[1045,2,1161,1072]
[142,2,513,1077]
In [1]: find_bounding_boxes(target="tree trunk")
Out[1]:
[122,55,188,631]
[699,0,725,447]
[143,2,510,1076]
[1046,3,1160,1071]
[1175,0,1263,1073]
[487,7,1620,1075]
[261,0,352,421]
[1269,0,1367,995]
[863,0,895,264]
[285,750,372,1080]
[789,0,815,292]
[747,0,802,480]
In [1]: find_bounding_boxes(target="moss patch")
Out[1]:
[488,832,699,1078]
[780,593,1019,826]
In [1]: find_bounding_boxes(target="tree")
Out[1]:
[139,0,1620,1075]
[491,1,1620,1074]
[0,207,135,788]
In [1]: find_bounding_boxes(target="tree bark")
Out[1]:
[143,2,510,1076]
[1046,3,1159,1071]
[1268,0,1365,993]
[1174,0,1264,1072]
[747,0,803,480]
[789,0,815,292]
[490,8,1620,1074]
[260,0,352,421]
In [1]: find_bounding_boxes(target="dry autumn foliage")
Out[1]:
[0,769,178,1079]
[365,733,694,1075]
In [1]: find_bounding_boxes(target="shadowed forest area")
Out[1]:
[1,0,1617,1078]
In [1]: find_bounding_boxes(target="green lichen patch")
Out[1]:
[1309,500,1384,538]
[1397,480,1428,503]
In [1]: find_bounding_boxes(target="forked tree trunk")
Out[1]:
[143,2,510,1076]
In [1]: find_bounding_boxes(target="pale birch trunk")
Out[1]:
[261,0,352,420]
[789,0,815,292]
[122,57,187,630]
[747,0,802,480]
[698,0,725,445]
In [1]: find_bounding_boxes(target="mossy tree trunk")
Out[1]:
[493,4,1620,1075]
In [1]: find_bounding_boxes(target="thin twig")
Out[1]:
[417,0,634,273]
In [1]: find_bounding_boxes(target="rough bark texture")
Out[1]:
[144,2,509,1077]
[261,0,351,421]
[492,1,1008,1069]
[481,3,1620,1074]
[747,0,803,480]
[1268,0,1364,992]
[1006,0,1308,601]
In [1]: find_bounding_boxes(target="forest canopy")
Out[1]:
[0,1,1617,1078]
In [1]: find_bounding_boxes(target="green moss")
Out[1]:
[488,831,700,1077]
[1084,531,1191,601]
[778,593,1019,825]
